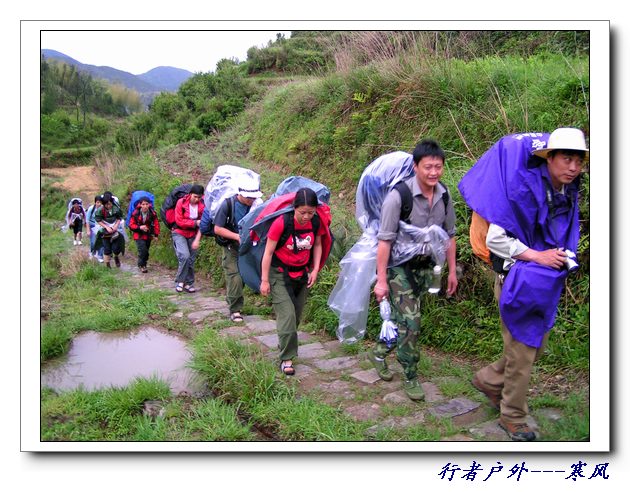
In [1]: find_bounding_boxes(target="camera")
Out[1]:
[563,249,578,272]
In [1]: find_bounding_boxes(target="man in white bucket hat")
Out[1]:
[459,127,588,441]
[213,173,263,323]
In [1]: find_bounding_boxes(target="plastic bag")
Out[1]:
[378,299,398,348]
[390,223,450,267]
[355,151,415,234]
[328,232,378,344]
[203,165,261,220]
[62,197,85,232]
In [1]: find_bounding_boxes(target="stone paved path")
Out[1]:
[112,253,558,441]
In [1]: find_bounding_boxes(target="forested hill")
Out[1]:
[41,49,194,93]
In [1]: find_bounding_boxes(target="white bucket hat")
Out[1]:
[238,174,263,199]
[533,128,589,159]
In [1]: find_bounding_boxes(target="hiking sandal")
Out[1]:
[280,360,295,376]
[175,283,184,293]
[183,284,196,293]
[230,312,244,323]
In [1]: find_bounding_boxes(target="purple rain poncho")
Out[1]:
[458,133,581,348]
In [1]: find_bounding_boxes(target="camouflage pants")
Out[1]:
[373,264,432,380]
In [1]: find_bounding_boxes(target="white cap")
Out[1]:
[238,174,262,199]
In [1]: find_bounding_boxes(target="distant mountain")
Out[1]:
[41,49,194,95]
[138,66,194,92]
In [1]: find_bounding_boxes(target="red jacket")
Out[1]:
[129,207,160,241]
[173,195,205,239]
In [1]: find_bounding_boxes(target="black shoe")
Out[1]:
[114,256,121,268]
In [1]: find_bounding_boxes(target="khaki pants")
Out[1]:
[475,274,549,424]
[269,268,309,361]
[221,245,244,314]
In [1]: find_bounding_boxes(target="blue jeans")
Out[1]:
[172,232,198,285]
[89,225,104,256]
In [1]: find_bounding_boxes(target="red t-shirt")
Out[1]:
[267,214,324,278]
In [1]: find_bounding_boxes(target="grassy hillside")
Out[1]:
[95,43,590,372]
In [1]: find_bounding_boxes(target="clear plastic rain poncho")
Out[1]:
[61,197,85,233]
[328,151,450,344]
[203,165,262,220]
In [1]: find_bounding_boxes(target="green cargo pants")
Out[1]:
[372,264,432,380]
[221,245,244,314]
[269,267,309,361]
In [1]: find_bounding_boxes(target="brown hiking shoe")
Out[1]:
[499,418,536,442]
[472,375,501,410]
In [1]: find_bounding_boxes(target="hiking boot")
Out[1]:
[403,379,425,401]
[472,374,501,410]
[498,418,536,442]
[368,352,393,381]
[105,262,111,269]
[114,256,121,268]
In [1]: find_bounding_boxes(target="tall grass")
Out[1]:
[41,378,255,441]
[189,329,367,440]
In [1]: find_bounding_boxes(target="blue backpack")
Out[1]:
[126,190,155,228]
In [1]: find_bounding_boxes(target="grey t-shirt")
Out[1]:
[377,176,456,241]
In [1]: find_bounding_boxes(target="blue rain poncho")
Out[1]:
[458,133,581,347]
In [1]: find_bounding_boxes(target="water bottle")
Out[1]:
[428,265,442,294]
[379,298,392,320]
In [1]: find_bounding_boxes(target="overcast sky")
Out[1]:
[41,30,292,74]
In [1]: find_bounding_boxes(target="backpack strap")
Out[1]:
[439,181,450,230]
[393,181,413,223]
[276,211,320,253]
[393,180,450,228]
[227,196,236,231]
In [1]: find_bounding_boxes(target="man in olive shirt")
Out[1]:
[371,139,458,401]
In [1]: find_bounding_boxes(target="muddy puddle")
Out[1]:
[41,326,205,395]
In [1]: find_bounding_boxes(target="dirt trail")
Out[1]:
[42,166,102,203]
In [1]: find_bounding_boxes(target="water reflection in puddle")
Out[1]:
[41,326,205,394]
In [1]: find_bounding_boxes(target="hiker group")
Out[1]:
[63,127,588,442]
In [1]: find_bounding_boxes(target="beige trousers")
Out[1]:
[475,274,549,424]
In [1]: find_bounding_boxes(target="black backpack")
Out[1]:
[160,184,193,230]
[199,195,236,247]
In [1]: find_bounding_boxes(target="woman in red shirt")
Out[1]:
[260,188,325,376]
[172,184,205,293]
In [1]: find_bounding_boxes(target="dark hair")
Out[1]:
[190,184,204,196]
[293,187,318,208]
[548,149,586,160]
[102,191,114,202]
[101,196,112,205]
[94,195,103,203]
[71,199,80,205]
[412,139,445,165]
